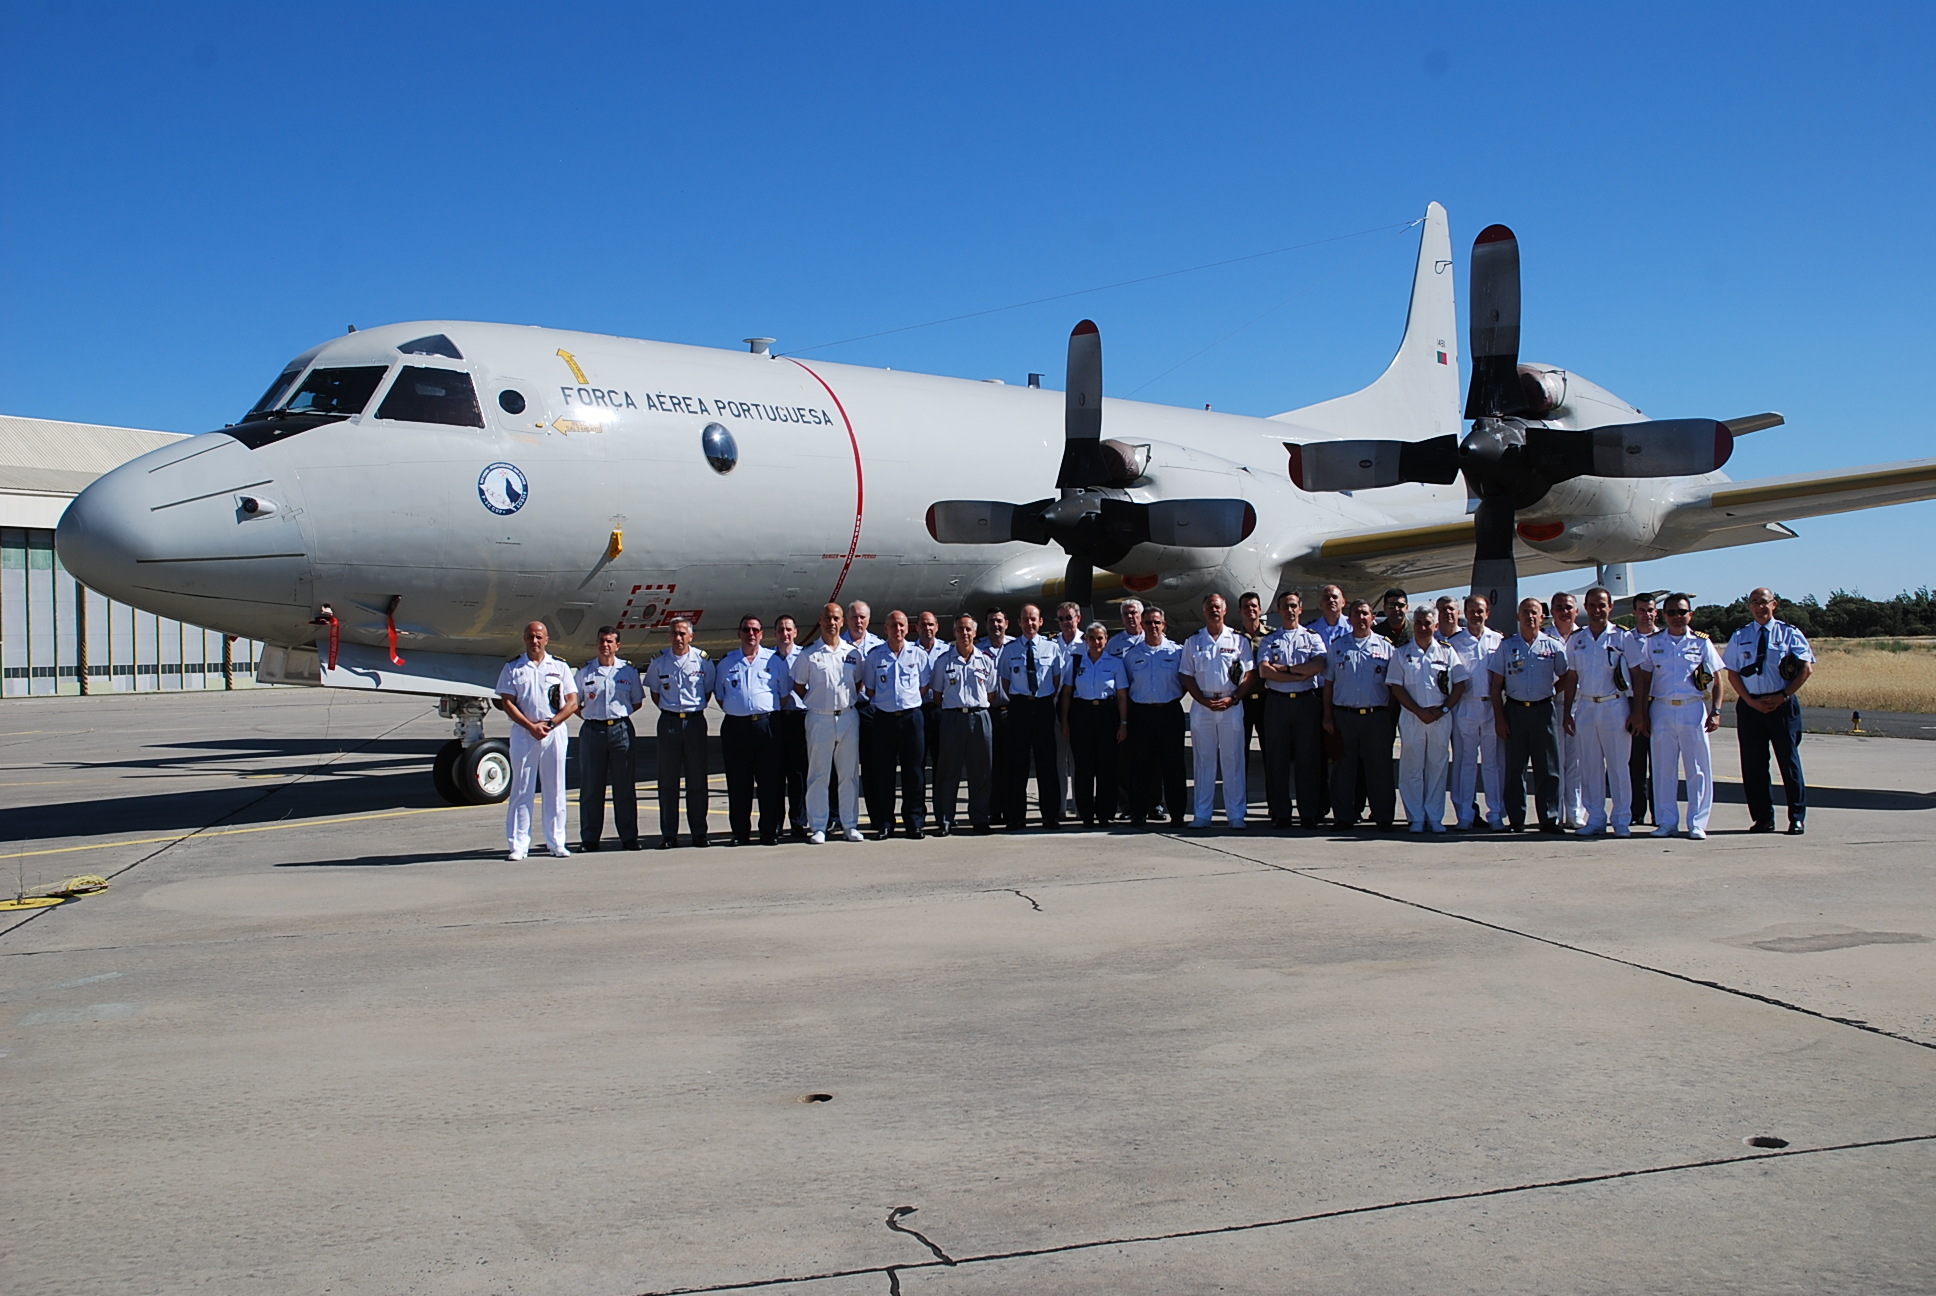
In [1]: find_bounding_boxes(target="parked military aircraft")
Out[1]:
[56,202,1936,802]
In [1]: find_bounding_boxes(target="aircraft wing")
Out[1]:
[1277,518,1578,590]
[1657,457,1936,547]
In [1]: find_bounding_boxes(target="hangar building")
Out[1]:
[0,415,264,697]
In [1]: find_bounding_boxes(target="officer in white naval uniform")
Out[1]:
[793,602,865,845]
[1547,591,1588,828]
[1390,606,1468,833]
[573,625,643,852]
[1180,593,1255,828]
[496,620,578,860]
[1723,587,1815,835]
[1446,594,1505,830]
[647,617,716,848]
[1634,593,1725,839]
[1562,586,1646,836]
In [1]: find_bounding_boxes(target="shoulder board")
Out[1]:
[696,649,710,658]
[1695,631,1710,640]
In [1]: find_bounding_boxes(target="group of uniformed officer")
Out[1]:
[489,583,1815,856]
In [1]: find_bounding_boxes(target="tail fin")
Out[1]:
[1271,201,1460,441]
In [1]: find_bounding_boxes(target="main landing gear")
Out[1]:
[433,698,511,805]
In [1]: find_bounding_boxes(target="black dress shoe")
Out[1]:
[907,826,925,840]
[1787,820,1806,835]
[693,837,710,848]
[580,841,602,852]
[1538,822,1565,834]
[656,839,675,850]
[971,823,992,835]
[1749,821,1777,834]
[760,835,779,846]
[623,840,643,851]
[934,823,952,837]
[873,828,893,841]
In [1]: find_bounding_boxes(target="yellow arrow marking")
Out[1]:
[556,348,588,384]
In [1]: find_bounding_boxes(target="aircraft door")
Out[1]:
[483,376,552,437]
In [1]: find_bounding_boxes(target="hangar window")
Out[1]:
[283,366,391,417]
[398,333,464,360]
[376,366,485,427]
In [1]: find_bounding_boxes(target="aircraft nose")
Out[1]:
[56,434,312,632]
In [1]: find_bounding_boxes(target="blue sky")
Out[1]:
[3,3,1931,603]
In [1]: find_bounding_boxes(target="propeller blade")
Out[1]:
[925,500,1050,545]
[1063,553,1094,613]
[1285,436,1460,491]
[1470,496,1520,634]
[1464,224,1526,421]
[1722,412,1784,437]
[1525,419,1734,481]
[1098,496,1257,549]
[1056,319,1107,489]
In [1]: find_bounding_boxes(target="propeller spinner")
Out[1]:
[926,320,1256,613]
[1284,224,1735,631]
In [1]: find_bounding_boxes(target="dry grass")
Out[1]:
[1779,638,1936,713]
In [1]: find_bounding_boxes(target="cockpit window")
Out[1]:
[375,366,484,427]
[246,363,305,418]
[285,366,390,417]
[398,333,463,360]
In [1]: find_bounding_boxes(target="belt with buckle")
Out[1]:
[1074,698,1112,706]
[946,705,989,712]
[661,709,704,717]
[1585,694,1621,703]
[1507,697,1551,706]
[1660,696,1700,706]
[1342,705,1383,715]
[584,716,630,725]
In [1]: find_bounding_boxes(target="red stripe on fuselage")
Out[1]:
[785,358,864,602]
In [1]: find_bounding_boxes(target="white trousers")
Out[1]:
[1397,710,1452,831]
[1451,701,1504,827]
[1575,696,1634,832]
[1556,715,1586,827]
[805,709,860,833]
[1650,700,1714,833]
[507,725,569,854]
[1190,701,1247,826]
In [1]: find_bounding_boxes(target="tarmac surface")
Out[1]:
[2,688,1933,1295]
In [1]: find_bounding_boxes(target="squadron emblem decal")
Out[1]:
[478,462,530,516]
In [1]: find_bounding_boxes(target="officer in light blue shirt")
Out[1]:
[573,625,644,852]
[647,617,716,848]
[1487,598,1575,832]
[995,604,1066,830]
[1122,607,1187,826]
[1722,586,1816,834]
[860,611,933,838]
[1258,590,1328,827]
[1061,622,1130,827]
[1322,600,1397,829]
[932,613,999,834]
[714,616,793,846]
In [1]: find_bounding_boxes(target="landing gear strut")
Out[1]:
[434,698,511,805]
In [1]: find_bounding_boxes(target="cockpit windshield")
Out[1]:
[283,366,391,417]
[246,363,304,418]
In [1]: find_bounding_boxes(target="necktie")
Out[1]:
[1752,625,1768,677]
[1026,642,1038,695]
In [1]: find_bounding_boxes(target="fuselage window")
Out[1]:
[284,366,391,417]
[498,389,527,415]
[702,422,738,473]
[245,364,305,419]
[376,366,485,428]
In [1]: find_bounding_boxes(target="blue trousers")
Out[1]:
[577,718,638,848]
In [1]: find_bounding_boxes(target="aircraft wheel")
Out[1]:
[458,738,513,805]
[431,740,465,804]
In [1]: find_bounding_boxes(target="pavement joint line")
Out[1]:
[0,707,438,941]
[628,1133,1936,1294]
[1179,837,1936,1054]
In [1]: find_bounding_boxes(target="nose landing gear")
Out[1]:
[434,698,511,804]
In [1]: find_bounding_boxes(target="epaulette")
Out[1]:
[1696,630,1711,640]
[696,648,710,658]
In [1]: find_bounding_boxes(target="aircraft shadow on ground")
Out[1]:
[273,848,509,869]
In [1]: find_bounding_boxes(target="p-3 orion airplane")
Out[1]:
[56,202,1936,803]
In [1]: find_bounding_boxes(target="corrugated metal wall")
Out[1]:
[1,526,263,696]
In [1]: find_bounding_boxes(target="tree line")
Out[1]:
[1687,588,1936,639]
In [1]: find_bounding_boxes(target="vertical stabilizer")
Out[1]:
[1271,202,1460,441]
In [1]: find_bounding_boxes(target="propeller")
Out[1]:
[926,320,1257,614]
[1284,224,1735,631]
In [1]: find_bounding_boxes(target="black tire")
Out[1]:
[457,738,513,804]
[431,740,465,804]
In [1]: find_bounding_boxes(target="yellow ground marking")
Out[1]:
[0,896,67,910]
[1,775,732,860]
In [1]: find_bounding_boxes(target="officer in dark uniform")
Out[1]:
[647,617,716,848]
[1723,587,1815,834]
